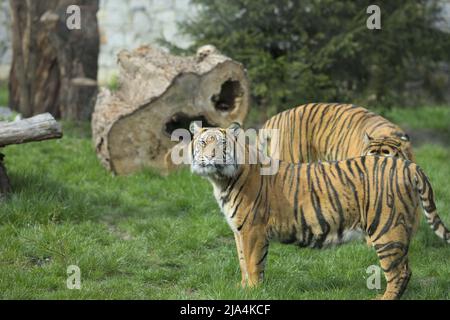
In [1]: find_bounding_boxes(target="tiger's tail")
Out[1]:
[415,166,450,243]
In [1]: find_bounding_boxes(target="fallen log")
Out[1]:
[92,45,250,175]
[0,113,63,147]
[0,112,63,199]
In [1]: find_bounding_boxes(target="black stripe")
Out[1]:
[250,174,265,224]
[256,248,269,265]
[367,157,388,236]
[230,197,244,218]
[293,164,301,221]
[310,183,330,249]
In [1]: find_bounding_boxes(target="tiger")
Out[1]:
[262,103,415,162]
[363,134,411,159]
[189,122,450,300]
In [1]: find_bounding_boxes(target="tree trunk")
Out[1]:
[92,45,250,175]
[8,0,99,120]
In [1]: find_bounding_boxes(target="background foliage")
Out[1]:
[164,0,450,121]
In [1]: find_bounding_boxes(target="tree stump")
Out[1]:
[8,0,99,120]
[92,45,250,175]
[0,153,12,200]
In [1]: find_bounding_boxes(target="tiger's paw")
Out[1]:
[238,280,260,289]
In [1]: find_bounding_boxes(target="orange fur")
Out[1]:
[262,103,415,162]
[190,124,449,300]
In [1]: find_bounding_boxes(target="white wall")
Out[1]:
[0,0,197,82]
[97,0,197,83]
[0,0,12,79]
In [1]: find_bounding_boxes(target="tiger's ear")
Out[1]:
[363,132,373,145]
[189,121,202,135]
[227,122,242,136]
[394,131,410,142]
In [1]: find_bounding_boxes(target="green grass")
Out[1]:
[0,81,8,106]
[0,108,449,299]
[377,106,450,134]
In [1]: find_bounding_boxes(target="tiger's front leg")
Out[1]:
[237,227,269,288]
[233,232,248,288]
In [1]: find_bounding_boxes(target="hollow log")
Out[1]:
[92,45,250,175]
[0,113,63,147]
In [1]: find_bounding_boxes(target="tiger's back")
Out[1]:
[262,103,414,162]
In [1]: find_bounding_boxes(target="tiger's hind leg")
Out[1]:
[372,234,412,300]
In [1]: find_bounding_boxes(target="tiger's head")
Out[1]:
[189,122,242,178]
[362,132,410,159]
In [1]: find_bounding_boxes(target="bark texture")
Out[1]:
[8,0,99,120]
[0,113,62,147]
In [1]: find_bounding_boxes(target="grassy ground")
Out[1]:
[0,106,449,299]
